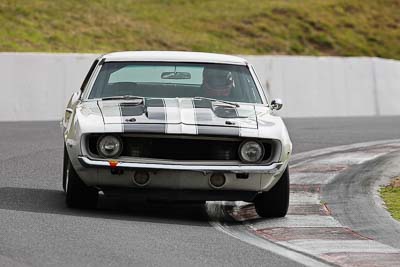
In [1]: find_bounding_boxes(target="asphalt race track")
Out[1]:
[1,116,400,266]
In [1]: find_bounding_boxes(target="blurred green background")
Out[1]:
[1,0,399,59]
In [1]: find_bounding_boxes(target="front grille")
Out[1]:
[123,137,241,160]
[87,134,275,162]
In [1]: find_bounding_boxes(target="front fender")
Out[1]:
[64,101,105,169]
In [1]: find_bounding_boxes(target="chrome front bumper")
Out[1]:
[78,156,283,174]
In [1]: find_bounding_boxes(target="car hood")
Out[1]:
[75,98,287,140]
[97,98,267,135]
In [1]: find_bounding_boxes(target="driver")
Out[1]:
[201,67,234,98]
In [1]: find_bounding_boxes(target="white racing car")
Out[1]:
[62,51,292,218]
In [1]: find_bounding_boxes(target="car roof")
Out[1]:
[102,51,248,65]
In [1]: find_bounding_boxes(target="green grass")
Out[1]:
[1,0,399,59]
[380,186,400,221]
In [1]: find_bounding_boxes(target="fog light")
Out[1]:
[209,173,226,188]
[134,171,150,186]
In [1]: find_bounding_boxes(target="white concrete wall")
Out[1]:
[245,56,400,117]
[0,53,97,121]
[0,53,399,121]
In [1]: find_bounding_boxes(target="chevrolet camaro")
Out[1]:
[62,51,292,218]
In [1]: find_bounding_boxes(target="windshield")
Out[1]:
[88,62,263,104]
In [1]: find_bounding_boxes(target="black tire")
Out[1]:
[65,153,98,209]
[62,145,68,192]
[180,200,206,205]
[254,167,289,218]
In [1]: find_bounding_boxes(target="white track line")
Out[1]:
[279,239,400,255]
[248,215,341,229]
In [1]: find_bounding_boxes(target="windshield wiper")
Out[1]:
[193,97,240,107]
[101,95,144,102]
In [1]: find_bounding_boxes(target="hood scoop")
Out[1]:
[213,105,242,118]
[120,102,145,117]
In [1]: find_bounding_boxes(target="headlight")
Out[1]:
[97,135,123,158]
[238,140,264,163]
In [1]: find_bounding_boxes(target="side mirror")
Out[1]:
[271,99,283,110]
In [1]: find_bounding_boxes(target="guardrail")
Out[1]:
[0,53,399,121]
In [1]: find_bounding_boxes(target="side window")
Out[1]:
[80,59,99,92]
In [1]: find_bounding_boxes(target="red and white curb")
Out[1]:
[210,140,400,267]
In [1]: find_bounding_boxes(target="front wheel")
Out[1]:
[65,155,98,209]
[254,167,289,218]
[62,145,68,192]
